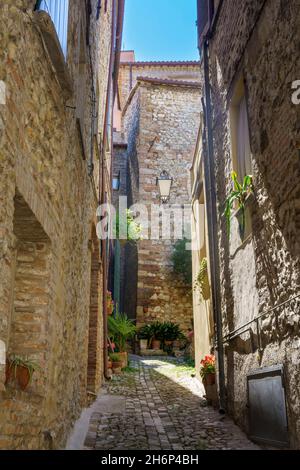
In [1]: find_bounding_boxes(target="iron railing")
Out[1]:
[223,293,300,346]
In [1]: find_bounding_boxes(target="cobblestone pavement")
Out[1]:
[84,356,259,450]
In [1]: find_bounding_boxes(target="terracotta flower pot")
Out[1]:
[118,352,128,368]
[107,305,113,316]
[164,340,173,346]
[5,361,12,385]
[203,373,215,386]
[140,339,148,351]
[112,361,123,369]
[112,361,122,374]
[152,339,161,350]
[107,360,112,369]
[17,365,31,390]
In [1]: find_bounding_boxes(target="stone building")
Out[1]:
[196,0,300,448]
[112,53,202,334]
[0,0,124,449]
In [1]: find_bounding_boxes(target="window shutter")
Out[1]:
[37,0,69,57]
[197,0,211,49]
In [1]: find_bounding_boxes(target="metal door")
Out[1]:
[247,365,289,447]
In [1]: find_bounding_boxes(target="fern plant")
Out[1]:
[108,307,136,352]
[224,172,253,239]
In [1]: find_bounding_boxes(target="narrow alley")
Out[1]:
[80,356,258,451]
[0,0,299,456]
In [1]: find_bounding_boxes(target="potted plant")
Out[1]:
[108,307,136,367]
[194,258,210,301]
[6,355,40,391]
[161,322,183,347]
[106,291,114,315]
[109,353,123,374]
[200,354,216,386]
[137,324,152,351]
[173,331,187,349]
[224,172,253,240]
[107,338,115,370]
[149,322,163,350]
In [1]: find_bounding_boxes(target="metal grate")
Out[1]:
[247,365,289,448]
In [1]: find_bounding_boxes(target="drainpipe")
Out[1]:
[129,63,133,91]
[88,84,95,177]
[201,38,226,412]
[102,235,109,380]
[102,0,116,381]
[102,0,125,381]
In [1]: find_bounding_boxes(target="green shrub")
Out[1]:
[114,209,142,243]
[160,322,183,341]
[148,321,165,341]
[137,324,152,340]
[109,353,121,362]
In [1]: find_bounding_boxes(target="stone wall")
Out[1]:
[0,0,115,449]
[122,79,202,335]
[118,62,201,111]
[207,0,300,447]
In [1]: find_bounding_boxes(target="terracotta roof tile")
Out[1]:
[136,76,201,88]
[120,60,200,67]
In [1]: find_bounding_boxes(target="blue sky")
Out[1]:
[122,0,199,62]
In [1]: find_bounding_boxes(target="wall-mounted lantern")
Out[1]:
[156,170,173,204]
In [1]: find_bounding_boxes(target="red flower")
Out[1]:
[107,341,115,352]
[200,354,216,378]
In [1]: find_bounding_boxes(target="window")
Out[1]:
[96,0,102,20]
[112,173,121,191]
[229,76,253,241]
[36,0,69,57]
[230,77,252,178]
[236,95,252,177]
